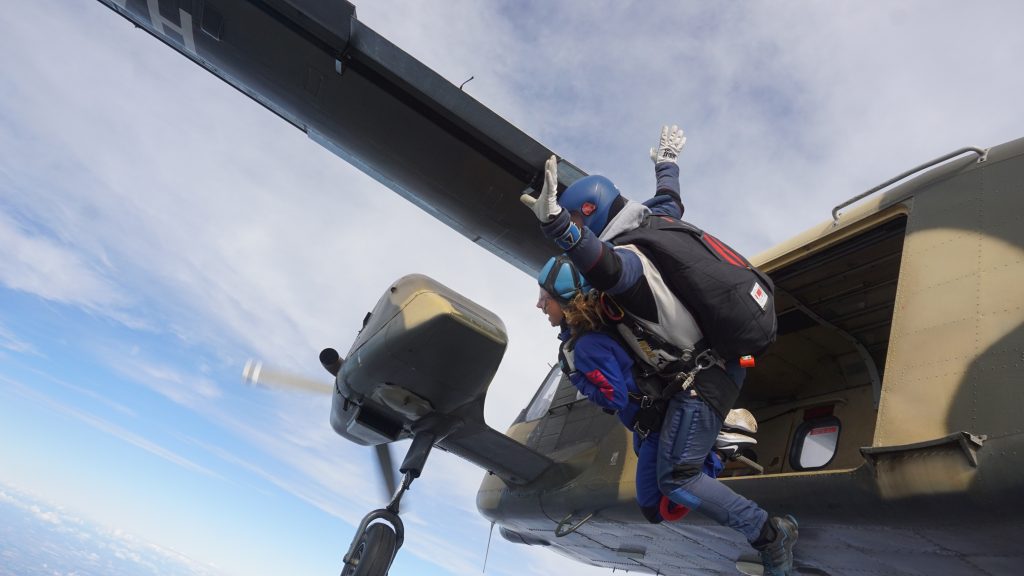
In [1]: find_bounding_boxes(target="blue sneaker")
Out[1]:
[756,515,798,575]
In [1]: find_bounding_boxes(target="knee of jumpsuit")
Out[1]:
[656,396,722,495]
[637,433,720,511]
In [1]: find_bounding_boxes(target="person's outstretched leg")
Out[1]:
[656,393,769,540]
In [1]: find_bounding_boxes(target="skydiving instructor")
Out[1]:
[521,126,798,576]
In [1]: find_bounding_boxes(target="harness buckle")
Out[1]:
[640,395,654,409]
[693,349,718,370]
[673,349,719,392]
[678,370,697,391]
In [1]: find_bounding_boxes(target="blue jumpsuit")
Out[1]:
[560,327,721,520]
[544,162,769,542]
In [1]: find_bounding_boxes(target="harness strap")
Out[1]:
[601,293,706,363]
[632,323,687,361]
[599,292,625,321]
[557,334,580,376]
[628,392,655,409]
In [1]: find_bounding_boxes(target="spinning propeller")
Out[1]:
[241,357,401,504]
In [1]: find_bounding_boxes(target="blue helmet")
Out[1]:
[558,175,621,236]
[537,256,590,304]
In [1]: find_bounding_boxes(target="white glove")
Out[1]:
[520,155,562,222]
[649,124,686,164]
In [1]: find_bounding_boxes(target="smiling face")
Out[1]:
[536,288,565,327]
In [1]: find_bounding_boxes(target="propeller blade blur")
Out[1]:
[241,359,332,395]
[375,443,398,502]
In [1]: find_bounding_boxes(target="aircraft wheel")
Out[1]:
[341,523,397,576]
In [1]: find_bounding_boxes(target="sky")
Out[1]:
[1,1,1023,575]
[1,483,221,576]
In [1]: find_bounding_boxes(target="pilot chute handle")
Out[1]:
[832,146,988,225]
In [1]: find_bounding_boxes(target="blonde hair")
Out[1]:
[563,290,606,334]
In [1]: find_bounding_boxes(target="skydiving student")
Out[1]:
[535,254,748,523]
[522,126,798,576]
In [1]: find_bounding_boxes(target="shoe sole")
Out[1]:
[715,431,758,448]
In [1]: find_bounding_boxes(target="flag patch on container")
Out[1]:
[750,282,768,310]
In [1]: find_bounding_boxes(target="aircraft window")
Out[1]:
[524,365,563,422]
[790,416,841,470]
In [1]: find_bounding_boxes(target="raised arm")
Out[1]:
[647,124,686,218]
[520,124,688,321]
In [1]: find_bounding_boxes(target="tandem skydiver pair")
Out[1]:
[524,125,798,576]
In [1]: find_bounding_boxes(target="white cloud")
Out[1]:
[0,211,125,311]
[0,321,39,356]
[29,504,63,525]
[359,1,1024,253]
[103,347,224,408]
[0,480,224,576]
[14,364,138,417]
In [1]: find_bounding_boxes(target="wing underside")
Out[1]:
[98,0,582,274]
[437,421,554,486]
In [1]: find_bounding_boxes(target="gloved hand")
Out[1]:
[520,155,561,222]
[649,124,686,164]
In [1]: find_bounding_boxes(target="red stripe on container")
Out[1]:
[704,234,743,267]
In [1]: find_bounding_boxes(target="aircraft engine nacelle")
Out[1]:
[329,274,508,446]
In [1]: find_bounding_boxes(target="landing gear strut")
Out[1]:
[340,432,435,576]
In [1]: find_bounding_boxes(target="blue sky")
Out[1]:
[2,1,1024,575]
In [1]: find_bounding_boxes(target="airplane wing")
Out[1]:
[98,0,584,275]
